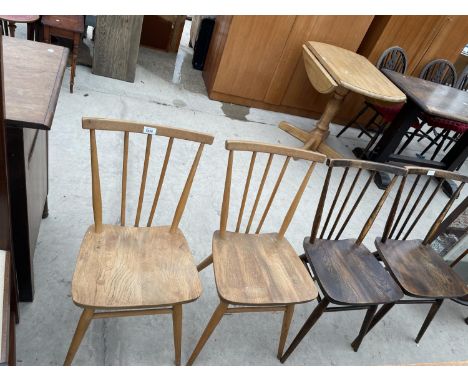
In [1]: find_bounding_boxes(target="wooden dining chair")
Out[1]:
[63,118,214,365]
[280,159,406,363]
[366,167,468,344]
[186,141,326,365]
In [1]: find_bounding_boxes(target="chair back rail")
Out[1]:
[381,166,468,244]
[419,59,457,87]
[84,117,214,234]
[310,159,407,246]
[220,140,326,240]
[376,46,408,74]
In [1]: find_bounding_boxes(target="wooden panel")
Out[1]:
[203,16,232,93]
[2,37,68,130]
[212,16,296,101]
[278,16,373,112]
[93,16,143,82]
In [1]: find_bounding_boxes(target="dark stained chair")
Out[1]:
[280,159,406,363]
[337,46,408,158]
[187,141,326,365]
[368,167,468,344]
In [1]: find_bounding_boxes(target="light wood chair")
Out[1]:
[186,140,326,365]
[280,159,406,363]
[63,118,214,365]
[369,167,468,344]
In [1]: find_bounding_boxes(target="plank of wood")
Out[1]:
[92,16,143,82]
[2,37,68,130]
[212,231,318,305]
[72,225,202,309]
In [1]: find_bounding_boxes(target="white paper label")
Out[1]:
[143,126,157,135]
[427,170,435,176]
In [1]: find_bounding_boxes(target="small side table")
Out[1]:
[0,15,40,40]
[42,15,84,93]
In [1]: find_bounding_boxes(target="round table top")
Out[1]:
[0,15,40,23]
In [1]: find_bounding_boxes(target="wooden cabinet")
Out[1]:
[204,15,468,125]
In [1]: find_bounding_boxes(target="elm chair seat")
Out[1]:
[305,238,403,305]
[213,231,317,306]
[72,225,202,309]
[375,238,468,299]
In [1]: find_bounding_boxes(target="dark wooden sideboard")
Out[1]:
[3,36,68,301]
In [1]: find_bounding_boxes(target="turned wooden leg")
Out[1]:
[172,304,182,366]
[197,254,213,272]
[186,301,228,366]
[280,297,330,363]
[64,308,94,365]
[302,89,348,151]
[415,299,443,344]
[70,33,80,93]
[277,305,295,359]
[351,305,377,352]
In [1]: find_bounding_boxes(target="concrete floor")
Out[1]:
[13,22,468,365]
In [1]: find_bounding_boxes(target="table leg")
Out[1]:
[27,23,34,40]
[43,25,50,43]
[278,88,348,157]
[70,33,80,93]
[369,100,420,189]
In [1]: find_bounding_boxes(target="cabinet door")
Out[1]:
[271,16,373,113]
[212,16,296,101]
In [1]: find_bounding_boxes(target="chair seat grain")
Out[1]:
[212,231,318,306]
[375,238,468,299]
[304,238,403,305]
[72,224,202,309]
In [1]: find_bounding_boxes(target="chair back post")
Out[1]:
[309,165,332,244]
[89,129,103,233]
[219,149,234,238]
[456,66,468,91]
[170,143,205,233]
[381,176,407,242]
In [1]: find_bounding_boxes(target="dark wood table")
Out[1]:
[3,36,68,301]
[367,69,468,194]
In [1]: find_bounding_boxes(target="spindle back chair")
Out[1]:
[187,141,326,365]
[370,167,468,344]
[419,59,457,87]
[376,46,408,73]
[280,159,406,363]
[64,118,214,366]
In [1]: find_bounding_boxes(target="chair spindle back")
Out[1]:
[419,59,457,87]
[83,117,214,234]
[382,167,468,245]
[310,160,407,246]
[376,46,408,74]
[220,140,326,240]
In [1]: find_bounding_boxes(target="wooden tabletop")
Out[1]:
[306,41,406,103]
[41,15,85,33]
[2,36,68,130]
[383,69,468,124]
[0,15,39,23]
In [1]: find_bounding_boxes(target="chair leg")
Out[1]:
[361,303,395,337]
[64,308,94,365]
[415,299,443,344]
[277,305,295,359]
[397,127,419,154]
[420,128,442,157]
[351,305,377,352]
[280,297,330,363]
[429,129,449,160]
[197,254,213,272]
[336,105,369,138]
[186,301,228,365]
[172,304,182,366]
